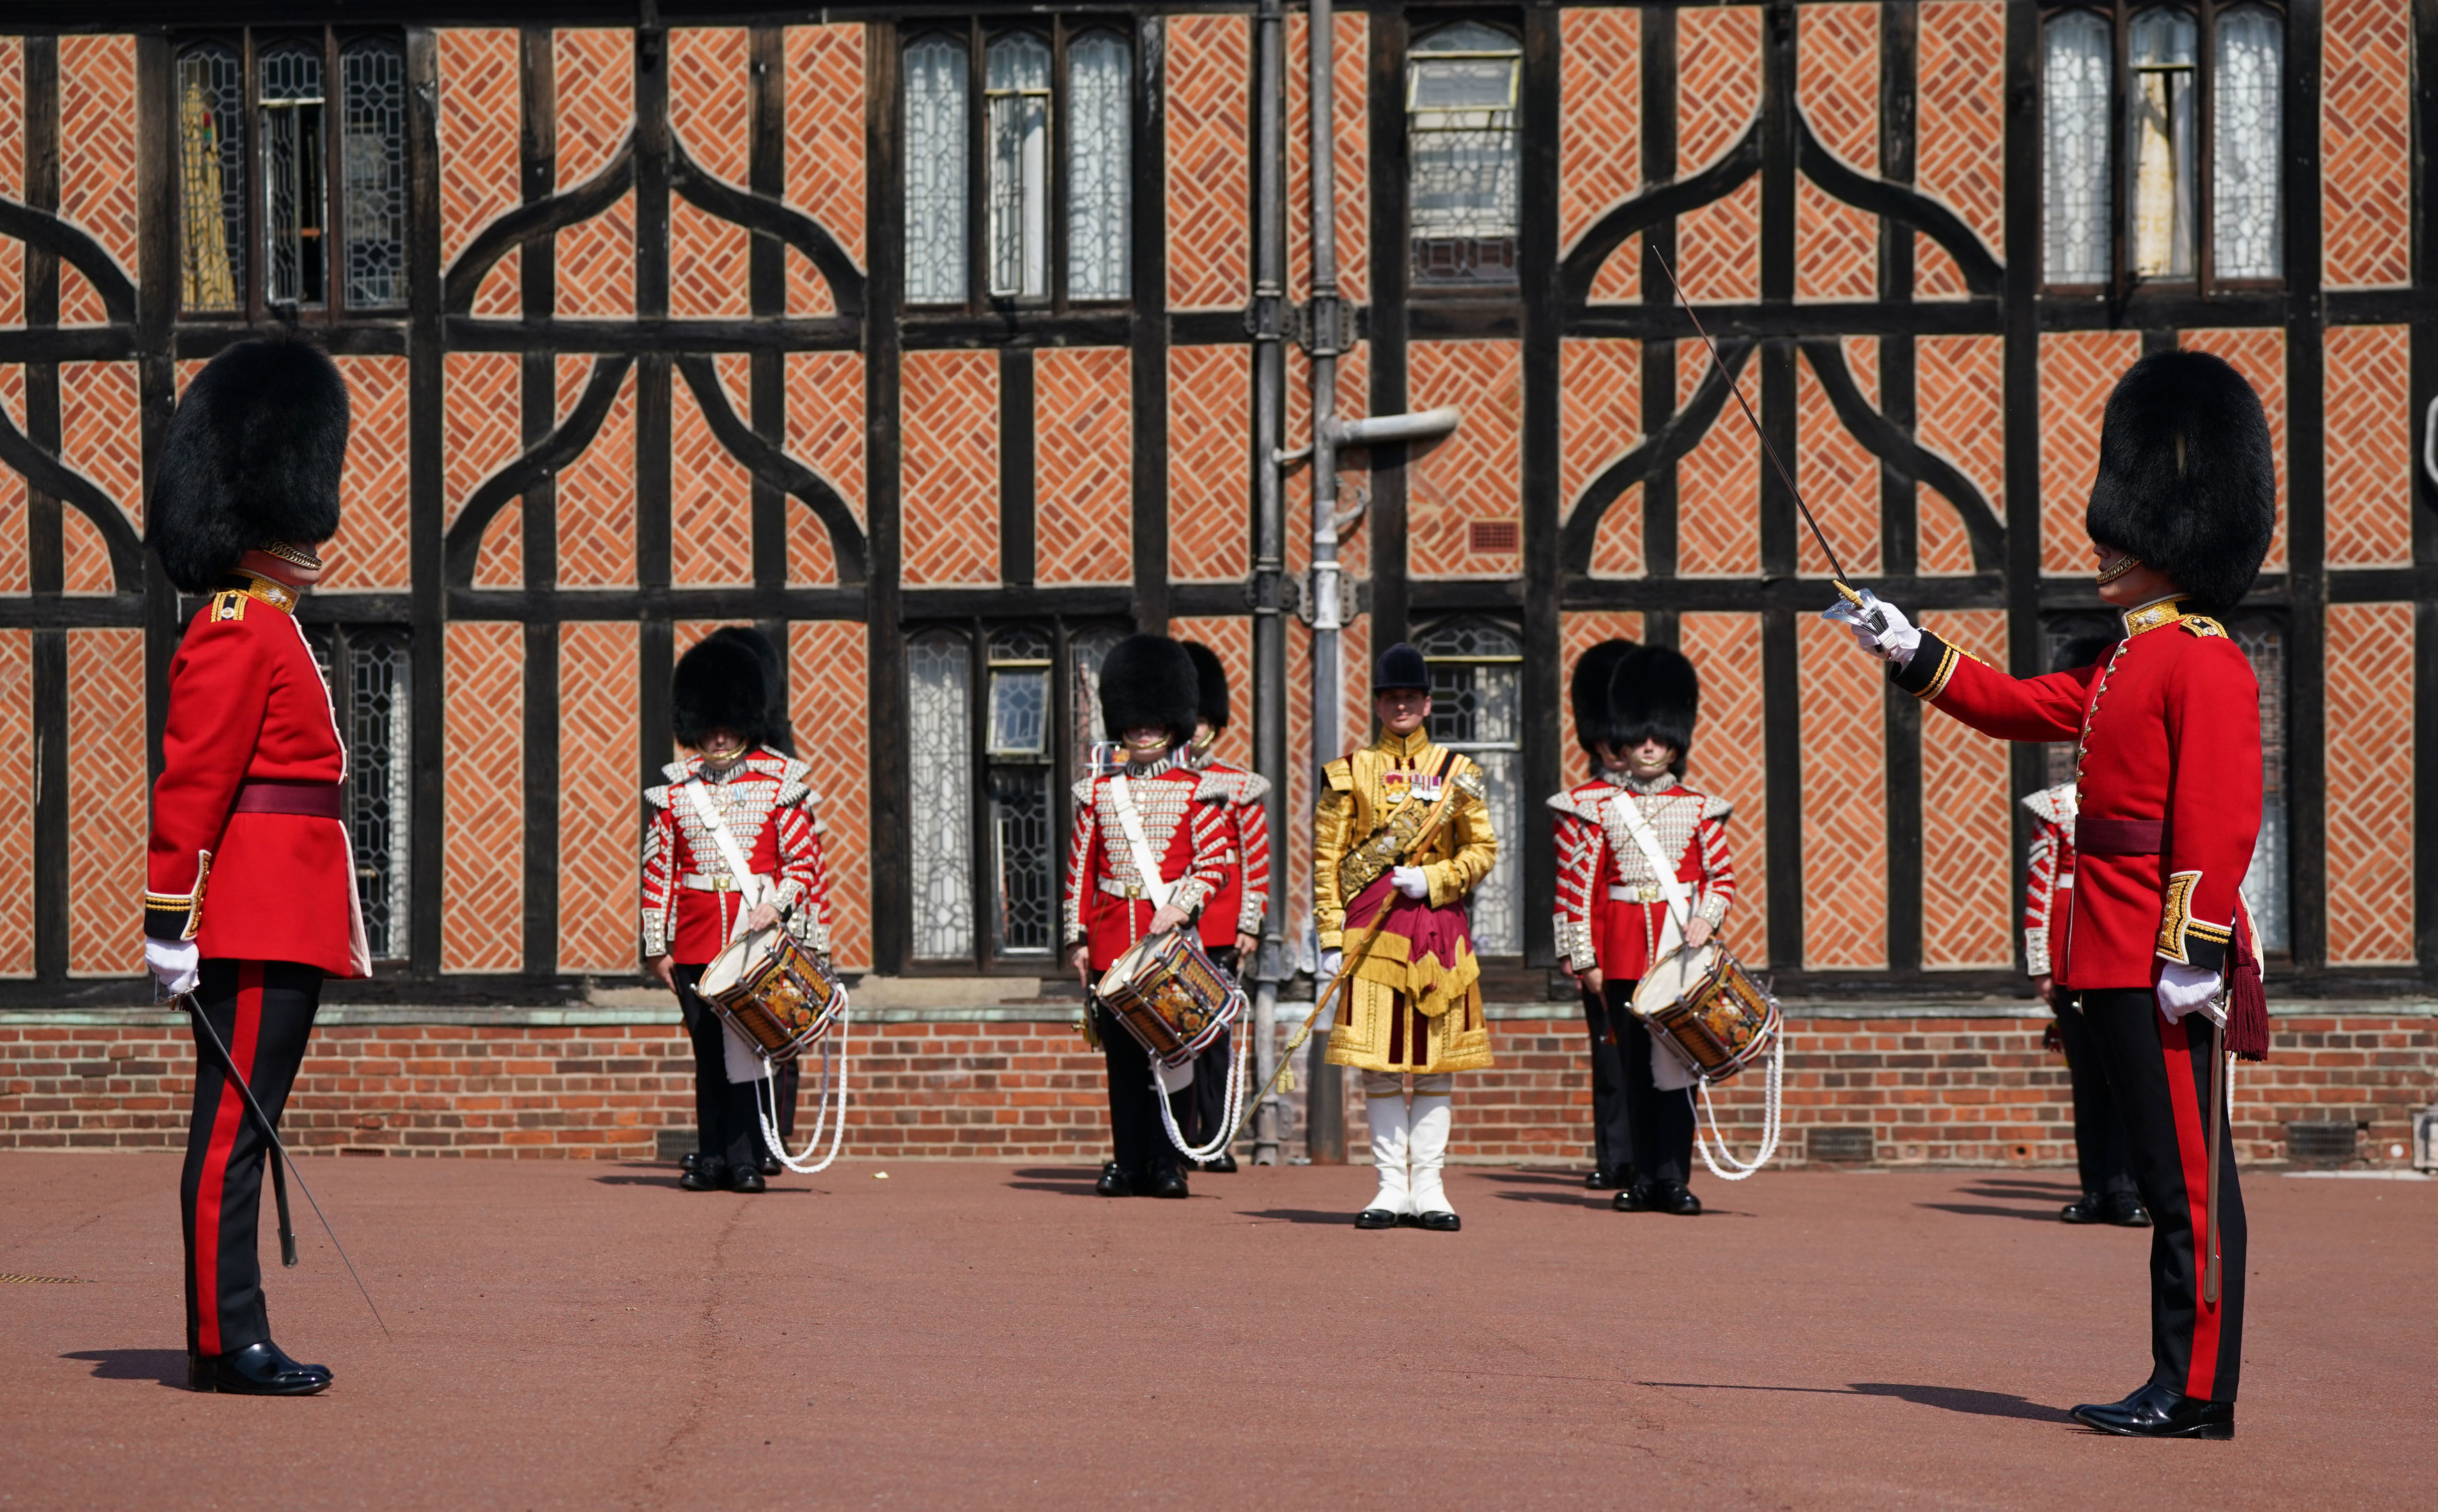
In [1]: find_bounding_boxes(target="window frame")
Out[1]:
[302,621,414,963]
[2037,1,2288,298]
[1403,16,1526,293]
[1414,613,1528,960]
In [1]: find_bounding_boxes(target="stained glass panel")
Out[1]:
[2212,6,2282,280]
[1407,22,1521,286]
[2042,10,2111,284]
[990,767,1055,955]
[2234,616,2288,953]
[1066,32,1130,300]
[903,35,969,304]
[908,630,977,958]
[342,40,407,308]
[2126,8,2197,280]
[177,45,244,312]
[350,631,412,958]
[261,45,327,309]
[1418,618,1523,954]
[986,33,1052,299]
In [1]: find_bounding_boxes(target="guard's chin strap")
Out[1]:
[2095,552,2143,586]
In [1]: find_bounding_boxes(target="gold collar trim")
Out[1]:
[1371,727,1435,761]
[2120,596,2193,638]
[219,570,300,614]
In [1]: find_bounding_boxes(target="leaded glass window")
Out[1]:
[1069,625,1126,781]
[903,35,970,304]
[2213,6,2282,280]
[304,625,412,960]
[1418,617,1523,955]
[2233,616,2289,954]
[987,627,1055,955]
[1066,31,1130,300]
[986,34,1053,299]
[2126,9,2198,281]
[1408,22,1521,286]
[908,630,977,959]
[177,44,244,312]
[341,39,407,307]
[261,44,328,309]
[2042,10,2111,284]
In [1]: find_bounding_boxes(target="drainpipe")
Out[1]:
[1247,0,1288,1164]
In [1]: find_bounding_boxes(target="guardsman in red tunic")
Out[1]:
[1550,645,1737,1217]
[639,629,834,1194]
[1550,639,1635,1192]
[1179,640,1271,1172]
[1062,634,1230,1199]
[143,336,362,1396]
[1840,350,2274,1440]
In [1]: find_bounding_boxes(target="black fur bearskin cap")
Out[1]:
[671,631,772,751]
[704,625,791,754]
[1181,640,1230,733]
[2083,349,2276,616]
[1098,634,1199,744]
[1608,644,1700,777]
[150,332,350,594]
[1571,639,1637,767]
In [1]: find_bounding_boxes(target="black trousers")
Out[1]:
[1186,946,1242,1150]
[181,958,321,1357]
[676,965,766,1171]
[1606,980,1695,1187]
[2051,992,2138,1198]
[1096,1002,1188,1178]
[2079,987,2247,1403]
[1578,985,1633,1177]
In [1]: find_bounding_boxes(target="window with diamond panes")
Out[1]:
[341,38,407,307]
[261,43,328,309]
[986,627,1056,956]
[304,625,412,960]
[907,628,978,959]
[1406,22,1521,287]
[1418,617,1523,954]
[903,33,970,304]
[1066,31,1131,300]
[986,34,1053,299]
[176,42,245,311]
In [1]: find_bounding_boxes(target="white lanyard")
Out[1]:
[1106,774,1174,910]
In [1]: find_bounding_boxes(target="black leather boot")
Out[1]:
[1655,1179,1702,1216]
[1095,1160,1134,1197]
[2104,1192,2153,1227]
[1199,1151,1239,1174]
[728,1161,767,1194]
[188,1340,333,1396]
[2059,1192,2106,1224]
[680,1159,726,1192]
[1585,1166,1628,1190]
[758,1155,783,1177]
[2071,1382,2234,1439]
[1144,1161,1190,1199]
[1613,1181,1654,1213]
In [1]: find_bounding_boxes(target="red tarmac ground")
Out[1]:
[0,1154,2429,1510]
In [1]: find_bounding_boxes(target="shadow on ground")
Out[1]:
[61,1350,185,1389]
[1641,1379,2073,1424]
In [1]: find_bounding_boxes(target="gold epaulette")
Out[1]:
[2178,615,2228,638]
[208,570,300,621]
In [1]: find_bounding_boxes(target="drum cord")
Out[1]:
[1691,1029,1783,1183]
[1155,989,1253,1164]
[753,997,851,1176]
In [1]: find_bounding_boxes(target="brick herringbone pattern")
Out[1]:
[1917,334,2003,575]
[671,352,753,587]
[1797,337,1879,576]
[1677,355,1758,577]
[670,198,750,320]
[1035,347,1132,586]
[558,30,637,318]
[1169,615,1255,771]
[1167,15,1250,311]
[901,350,998,586]
[1591,486,1643,577]
[791,621,871,969]
[669,29,750,321]
[442,623,524,972]
[1167,345,1249,583]
[1794,6,1874,304]
[559,192,639,318]
[57,36,134,326]
[1560,338,1641,570]
[2324,602,2415,964]
[1796,177,1877,304]
[1916,0,2005,293]
[1677,7,1761,305]
[1799,616,1886,969]
[1680,612,1765,965]
[785,25,866,281]
[474,504,523,589]
[0,630,27,974]
[558,622,642,974]
[325,357,411,591]
[1560,611,1645,765]
[472,246,521,319]
[558,356,639,587]
[437,30,520,265]
[2322,0,2410,289]
[0,369,22,595]
[1916,235,1969,301]
[1409,340,1521,579]
[2038,331,2138,573]
[2180,329,2287,572]
[444,352,522,529]
[0,42,20,327]
[1288,11,1369,303]
[61,515,110,595]
[2324,325,2412,568]
[1919,608,2012,968]
[786,350,864,589]
[58,361,139,547]
[1560,8,1639,300]
[65,628,142,975]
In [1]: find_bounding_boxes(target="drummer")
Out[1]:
[639,629,837,1194]
[1063,634,1232,1200]
[1547,644,1736,1217]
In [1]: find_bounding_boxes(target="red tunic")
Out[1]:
[1061,755,1230,971]
[1186,757,1273,953]
[144,573,368,979]
[1548,774,1737,981]
[1895,600,2260,988]
[638,750,833,967]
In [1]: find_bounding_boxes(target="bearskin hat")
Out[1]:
[1373,641,1431,694]
[1098,634,1199,742]
[704,625,791,754]
[1609,644,1700,775]
[2083,350,2276,616]
[671,631,772,751]
[149,332,350,593]
[1181,640,1230,733]
[1571,639,1637,767]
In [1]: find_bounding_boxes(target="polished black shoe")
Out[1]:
[679,1160,726,1192]
[1354,1208,1402,1229]
[758,1155,783,1178]
[679,1151,704,1176]
[1585,1166,1630,1191]
[1144,1162,1191,1199]
[2104,1192,2154,1228]
[1613,1183,1654,1213]
[1094,1160,1133,1197]
[187,1340,332,1396]
[2059,1192,2107,1224]
[2071,1382,2234,1439]
[1415,1210,1461,1232]
[727,1163,767,1194]
[1655,1180,1702,1216]
[1199,1151,1239,1174]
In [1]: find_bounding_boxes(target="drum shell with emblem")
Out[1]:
[1096,928,1242,1068]
[1629,942,1778,1080]
[697,924,844,1063]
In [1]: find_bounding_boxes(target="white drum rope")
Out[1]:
[753,994,850,1176]
[1690,1027,1783,1183]
[1156,988,1252,1164]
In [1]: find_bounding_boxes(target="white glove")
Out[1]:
[146,937,200,999]
[1823,589,1921,667]
[1390,865,1430,901]
[1317,948,1342,981]
[2155,962,2226,1025]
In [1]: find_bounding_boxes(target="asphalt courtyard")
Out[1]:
[0,1153,2428,1510]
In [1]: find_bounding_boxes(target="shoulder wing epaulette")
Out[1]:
[1071,774,1098,807]
[2019,780,2079,824]
[1322,758,1353,793]
[660,760,693,785]
[1697,791,1734,823]
[2180,616,2228,639]
[644,784,674,810]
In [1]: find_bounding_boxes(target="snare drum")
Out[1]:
[1629,942,1779,1080]
[1096,929,1242,1068]
[697,925,846,1063]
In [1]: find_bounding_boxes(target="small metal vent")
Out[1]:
[657,1128,696,1164]
[1808,1126,1874,1162]
[1467,520,1519,554]
[2285,1121,2360,1162]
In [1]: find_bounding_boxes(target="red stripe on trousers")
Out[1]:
[189,962,264,1357]
[2158,1011,2223,1399]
